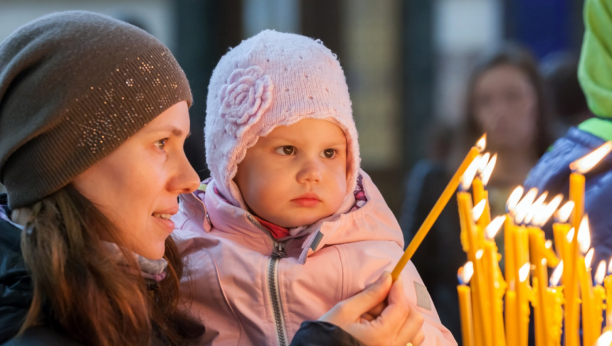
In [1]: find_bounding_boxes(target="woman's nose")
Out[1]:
[170,153,200,194]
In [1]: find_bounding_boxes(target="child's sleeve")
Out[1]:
[400,260,458,346]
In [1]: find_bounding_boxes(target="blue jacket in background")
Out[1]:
[524,127,612,270]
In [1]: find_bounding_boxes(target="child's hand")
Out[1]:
[318,272,425,346]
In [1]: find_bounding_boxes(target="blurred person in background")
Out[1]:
[524,0,612,277]
[540,52,592,139]
[400,43,554,343]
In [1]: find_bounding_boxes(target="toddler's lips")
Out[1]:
[291,193,320,207]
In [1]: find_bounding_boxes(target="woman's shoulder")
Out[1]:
[2,326,83,346]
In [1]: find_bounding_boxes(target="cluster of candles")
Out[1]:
[455,138,612,346]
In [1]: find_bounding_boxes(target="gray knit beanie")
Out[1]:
[0,11,192,208]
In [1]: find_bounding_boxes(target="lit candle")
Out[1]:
[458,191,491,346]
[458,262,476,346]
[485,216,506,345]
[594,260,606,339]
[547,261,565,346]
[527,195,554,346]
[579,248,596,346]
[504,186,523,346]
[517,262,531,346]
[514,191,536,346]
[392,135,486,280]
[505,186,524,286]
[552,201,574,263]
[566,141,612,346]
[505,290,518,346]
[473,153,496,229]
[606,259,612,327]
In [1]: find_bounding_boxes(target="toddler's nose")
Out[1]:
[297,160,322,184]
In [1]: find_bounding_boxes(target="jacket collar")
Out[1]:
[178,170,403,263]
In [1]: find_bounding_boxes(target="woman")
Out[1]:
[0,11,423,346]
[400,43,553,342]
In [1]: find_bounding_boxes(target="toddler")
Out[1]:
[174,30,456,346]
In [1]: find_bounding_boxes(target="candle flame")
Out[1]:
[535,194,563,226]
[464,262,474,283]
[515,209,528,225]
[578,215,591,254]
[550,261,563,286]
[486,216,505,239]
[472,200,486,221]
[478,153,490,173]
[481,154,497,186]
[476,249,484,260]
[461,155,482,191]
[475,134,487,152]
[515,188,538,215]
[570,141,612,174]
[545,239,553,249]
[608,257,612,274]
[586,248,595,268]
[566,228,575,243]
[507,186,524,212]
[555,201,574,223]
[596,260,606,285]
[525,192,548,225]
[519,263,530,282]
[596,330,612,346]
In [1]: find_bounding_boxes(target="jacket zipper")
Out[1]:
[246,214,289,346]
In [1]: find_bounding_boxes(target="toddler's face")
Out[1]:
[234,118,348,228]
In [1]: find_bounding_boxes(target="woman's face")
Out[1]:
[73,101,199,259]
[473,64,538,151]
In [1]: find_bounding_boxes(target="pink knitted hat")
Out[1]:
[205,30,360,208]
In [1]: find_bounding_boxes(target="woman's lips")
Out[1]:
[291,193,321,207]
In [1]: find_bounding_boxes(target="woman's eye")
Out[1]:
[155,139,168,150]
[275,146,296,156]
[322,149,336,159]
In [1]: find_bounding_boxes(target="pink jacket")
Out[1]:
[173,170,457,346]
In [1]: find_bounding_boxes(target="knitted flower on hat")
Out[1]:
[219,66,273,138]
[205,30,360,208]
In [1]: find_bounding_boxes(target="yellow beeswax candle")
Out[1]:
[460,192,493,346]
[506,290,518,346]
[514,224,531,346]
[458,285,475,346]
[458,263,476,346]
[529,228,549,346]
[546,286,564,346]
[392,136,484,280]
[548,262,564,346]
[566,173,585,346]
[484,239,506,345]
[594,261,607,340]
[578,251,595,346]
[605,269,612,327]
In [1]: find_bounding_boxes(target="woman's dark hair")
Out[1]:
[462,43,553,158]
[15,185,203,346]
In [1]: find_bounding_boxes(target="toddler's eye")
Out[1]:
[275,146,296,156]
[322,149,336,159]
[155,139,168,150]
